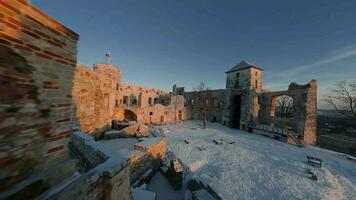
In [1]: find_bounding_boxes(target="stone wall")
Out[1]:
[130,138,167,184]
[73,63,185,136]
[184,89,234,126]
[226,67,262,91]
[257,80,318,144]
[0,0,79,197]
[38,129,132,200]
[183,61,317,144]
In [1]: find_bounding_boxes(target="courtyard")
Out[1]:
[102,121,356,200]
[1,1,356,199]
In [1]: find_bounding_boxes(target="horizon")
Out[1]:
[33,0,356,108]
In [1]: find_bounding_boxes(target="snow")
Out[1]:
[147,171,186,200]
[150,126,170,137]
[132,188,156,200]
[99,138,138,151]
[192,189,215,200]
[161,121,356,200]
[72,130,129,176]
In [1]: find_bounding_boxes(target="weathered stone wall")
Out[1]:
[226,68,262,91]
[256,80,318,144]
[130,138,166,184]
[0,0,78,197]
[73,63,185,135]
[184,89,235,126]
[184,61,317,144]
[226,69,250,89]
[39,130,132,200]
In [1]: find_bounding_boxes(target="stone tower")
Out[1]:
[93,63,121,84]
[225,60,263,91]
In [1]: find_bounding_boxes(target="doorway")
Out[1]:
[231,95,241,128]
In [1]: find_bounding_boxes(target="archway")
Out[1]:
[272,95,294,118]
[124,109,137,122]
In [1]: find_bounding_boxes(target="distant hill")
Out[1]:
[317,109,356,138]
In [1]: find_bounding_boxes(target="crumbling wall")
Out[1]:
[73,64,185,135]
[72,64,111,135]
[130,138,167,184]
[0,0,78,198]
[39,129,132,200]
[184,89,239,127]
[257,80,317,144]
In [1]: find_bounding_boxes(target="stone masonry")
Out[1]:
[183,60,318,144]
[73,63,185,137]
[0,0,79,198]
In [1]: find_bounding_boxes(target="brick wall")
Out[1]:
[0,0,78,196]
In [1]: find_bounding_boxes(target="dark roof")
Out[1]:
[225,60,263,73]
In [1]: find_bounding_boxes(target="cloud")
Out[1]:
[265,43,356,88]
[263,43,356,108]
[286,43,356,75]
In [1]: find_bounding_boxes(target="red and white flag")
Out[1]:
[105,52,111,58]
[105,52,111,64]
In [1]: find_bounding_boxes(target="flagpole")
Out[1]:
[106,52,111,64]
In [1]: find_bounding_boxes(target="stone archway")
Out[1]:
[272,95,294,118]
[124,109,137,122]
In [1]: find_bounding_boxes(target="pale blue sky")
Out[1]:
[33,0,356,106]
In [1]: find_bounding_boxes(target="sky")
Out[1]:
[32,0,356,107]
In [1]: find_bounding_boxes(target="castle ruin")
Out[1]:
[0,1,318,199]
[183,60,317,145]
[73,63,185,137]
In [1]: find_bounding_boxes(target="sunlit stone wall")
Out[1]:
[0,0,78,197]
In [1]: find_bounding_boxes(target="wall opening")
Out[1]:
[129,94,137,106]
[124,110,137,122]
[231,95,241,128]
[273,95,294,118]
[235,73,240,88]
[123,96,128,105]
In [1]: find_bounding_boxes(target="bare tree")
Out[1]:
[324,81,356,121]
[275,95,294,118]
[194,82,213,129]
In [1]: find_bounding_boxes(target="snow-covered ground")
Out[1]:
[161,121,356,200]
[147,171,187,200]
